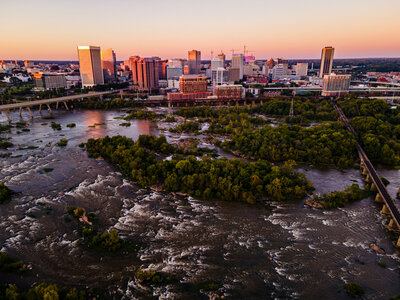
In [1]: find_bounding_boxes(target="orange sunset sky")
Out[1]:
[1,0,399,61]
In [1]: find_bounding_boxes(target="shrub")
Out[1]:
[0,182,13,204]
[57,138,68,147]
[344,282,365,297]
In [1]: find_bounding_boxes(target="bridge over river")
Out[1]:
[0,89,127,121]
[333,101,400,247]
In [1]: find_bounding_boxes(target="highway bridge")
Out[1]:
[0,89,126,121]
[333,101,400,247]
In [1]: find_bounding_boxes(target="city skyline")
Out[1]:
[1,0,400,60]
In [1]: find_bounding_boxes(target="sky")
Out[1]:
[1,0,400,61]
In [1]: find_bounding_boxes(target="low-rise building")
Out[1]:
[166,92,212,101]
[215,84,243,100]
[33,73,67,90]
[322,74,351,97]
[179,74,207,93]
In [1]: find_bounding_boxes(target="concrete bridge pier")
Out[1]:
[251,100,255,106]
[2,110,11,122]
[388,219,399,231]
[19,107,22,117]
[366,175,372,183]
[63,101,69,110]
[46,104,53,114]
[56,101,59,110]
[39,104,42,113]
[375,194,384,203]
[361,167,368,176]
[382,204,391,215]
[260,99,263,105]
[27,107,33,118]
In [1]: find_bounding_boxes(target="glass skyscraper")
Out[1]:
[77,46,104,87]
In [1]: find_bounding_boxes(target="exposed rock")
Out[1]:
[369,243,385,254]
[175,192,189,197]
[304,199,324,209]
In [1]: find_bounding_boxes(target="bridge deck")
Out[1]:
[0,89,126,111]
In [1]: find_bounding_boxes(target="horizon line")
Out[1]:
[2,56,400,62]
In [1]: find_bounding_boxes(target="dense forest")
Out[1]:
[175,98,338,122]
[351,117,400,165]
[219,122,358,168]
[174,98,400,167]
[86,135,313,203]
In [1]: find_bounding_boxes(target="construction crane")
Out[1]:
[230,49,240,56]
[243,45,256,57]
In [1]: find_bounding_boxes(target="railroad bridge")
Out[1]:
[333,101,400,247]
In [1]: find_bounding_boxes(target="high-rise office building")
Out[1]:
[211,57,224,71]
[101,48,117,81]
[211,57,224,84]
[188,50,201,74]
[296,63,308,77]
[231,54,244,80]
[129,56,140,84]
[217,53,226,65]
[130,56,159,91]
[157,59,168,80]
[319,46,335,78]
[167,66,183,79]
[77,46,104,87]
[168,59,185,68]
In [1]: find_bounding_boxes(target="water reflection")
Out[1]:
[85,110,108,139]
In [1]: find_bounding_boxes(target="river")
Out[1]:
[0,109,399,299]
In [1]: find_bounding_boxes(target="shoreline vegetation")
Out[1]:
[85,135,314,204]
[304,184,370,209]
[0,283,101,300]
